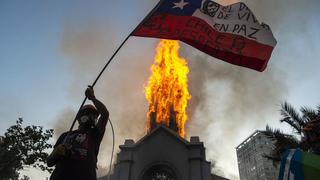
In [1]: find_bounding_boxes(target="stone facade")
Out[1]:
[99,125,228,180]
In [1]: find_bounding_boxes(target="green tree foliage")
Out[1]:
[0,118,53,179]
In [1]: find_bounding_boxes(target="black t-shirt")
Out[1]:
[50,127,104,180]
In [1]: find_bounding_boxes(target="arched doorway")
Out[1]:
[141,164,177,180]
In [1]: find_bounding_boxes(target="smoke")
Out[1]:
[53,108,77,140]
[182,47,287,178]
[180,0,293,177]
[184,0,320,178]
[56,22,286,178]
[55,18,286,180]
[55,20,159,174]
[52,0,320,178]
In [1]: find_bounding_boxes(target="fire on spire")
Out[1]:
[145,39,191,138]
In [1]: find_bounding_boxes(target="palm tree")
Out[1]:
[265,102,320,162]
[279,102,305,134]
[280,102,320,151]
[264,125,299,163]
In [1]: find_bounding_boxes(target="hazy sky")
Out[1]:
[0,0,319,179]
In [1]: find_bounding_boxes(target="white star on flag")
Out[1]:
[173,0,189,10]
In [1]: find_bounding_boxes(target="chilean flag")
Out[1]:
[132,0,277,71]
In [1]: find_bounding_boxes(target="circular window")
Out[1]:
[142,164,177,180]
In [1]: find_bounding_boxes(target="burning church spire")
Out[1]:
[145,39,191,138]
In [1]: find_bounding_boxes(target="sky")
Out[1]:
[0,0,320,179]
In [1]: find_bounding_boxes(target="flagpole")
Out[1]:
[67,0,165,132]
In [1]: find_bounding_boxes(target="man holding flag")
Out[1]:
[47,87,109,180]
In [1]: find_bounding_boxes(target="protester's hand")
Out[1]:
[85,86,96,100]
[53,144,67,156]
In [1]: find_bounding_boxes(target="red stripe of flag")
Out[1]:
[133,13,274,71]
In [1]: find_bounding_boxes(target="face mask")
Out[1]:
[79,114,98,126]
[80,115,90,124]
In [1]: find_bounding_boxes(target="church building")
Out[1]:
[100,125,229,180]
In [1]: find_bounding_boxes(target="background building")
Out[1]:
[236,131,279,180]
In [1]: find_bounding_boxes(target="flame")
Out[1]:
[145,39,191,137]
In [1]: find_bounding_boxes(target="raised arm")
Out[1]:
[85,86,109,134]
